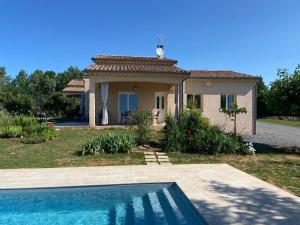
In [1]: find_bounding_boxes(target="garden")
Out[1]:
[0,109,299,197]
[0,109,57,144]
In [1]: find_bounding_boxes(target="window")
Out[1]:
[187,94,201,109]
[220,94,235,109]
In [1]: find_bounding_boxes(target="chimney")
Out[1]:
[156,45,164,59]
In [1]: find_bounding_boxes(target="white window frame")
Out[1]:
[186,94,202,109]
[220,94,236,110]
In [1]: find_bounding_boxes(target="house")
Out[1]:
[63,48,259,135]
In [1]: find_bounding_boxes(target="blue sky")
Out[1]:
[1,0,300,85]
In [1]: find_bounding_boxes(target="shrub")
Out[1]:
[0,126,22,138]
[14,116,39,136]
[81,133,136,155]
[0,109,14,127]
[39,127,57,141]
[163,110,254,155]
[129,111,152,145]
[163,115,180,152]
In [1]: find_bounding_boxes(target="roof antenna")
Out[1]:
[156,34,167,59]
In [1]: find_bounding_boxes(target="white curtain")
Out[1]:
[101,82,109,125]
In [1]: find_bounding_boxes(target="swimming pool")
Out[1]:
[0,183,206,225]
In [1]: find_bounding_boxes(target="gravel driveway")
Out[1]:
[251,122,300,148]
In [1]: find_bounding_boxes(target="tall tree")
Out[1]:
[0,66,11,91]
[12,70,30,93]
[256,76,269,116]
[56,66,84,91]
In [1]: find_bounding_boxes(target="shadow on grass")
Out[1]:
[253,142,300,155]
[192,181,300,225]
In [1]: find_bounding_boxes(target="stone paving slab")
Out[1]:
[156,152,166,155]
[0,164,299,225]
[144,155,156,159]
[145,159,157,162]
[157,158,170,162]
[157,155,169,159]
[143,152,155,155]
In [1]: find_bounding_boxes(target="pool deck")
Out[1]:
[0,164,299,225]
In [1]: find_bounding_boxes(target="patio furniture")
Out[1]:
[153,111,160,124]
[35,112,48,123]
[121,111,133,124]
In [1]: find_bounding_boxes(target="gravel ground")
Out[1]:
[251,122,300,148]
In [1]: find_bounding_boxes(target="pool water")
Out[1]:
[0,183,207,225]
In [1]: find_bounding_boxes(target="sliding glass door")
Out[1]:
[118,92,138,122]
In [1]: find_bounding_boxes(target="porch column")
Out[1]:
[80,93,85,115]
[175,84,179,119]
[179,81,184,112]
[89,78,96,127]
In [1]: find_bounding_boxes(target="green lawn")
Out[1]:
[168,150,300,197]
[1,128,299,197]
[0,128,145,169]
[258,117,300,128]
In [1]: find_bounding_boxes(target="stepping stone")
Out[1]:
[156,152,166,155]
[157,156,169,159]
[145,155,156,159]
[157,158,170,162]
[145,158,157,162]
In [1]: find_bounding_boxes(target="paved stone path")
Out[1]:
[144,152,171,165]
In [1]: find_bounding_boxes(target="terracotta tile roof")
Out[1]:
[85,63,187,74]
[92,55,178,65]
[85,54,188,75]
[63,79,85,93]
[189,70,258,79]
[62,86,85,93]
[67,79,84,86]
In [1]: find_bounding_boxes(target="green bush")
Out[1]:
[0,126,22,138]
[40,127,57,141]
[163,115,180,152]
[0,109,14,127]
[21,126,57,144]
[14,116,39,136]
[81,133,136,155]
[129,111,152,145]
[163,110,254,155]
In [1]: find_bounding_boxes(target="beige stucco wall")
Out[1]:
[185,79,256,136]
[94,82,174,124]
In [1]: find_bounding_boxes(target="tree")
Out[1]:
[222,102,247,136]
[268,66,300,116]
[12,70,30,94]
[0,66,11,91]
[256,76,269,116]
[56,66,84,91]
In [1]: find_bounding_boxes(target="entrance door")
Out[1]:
[118,92,138,122]
[155,92,166,124]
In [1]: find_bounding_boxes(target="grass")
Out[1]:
[168,148,300,197]
[1,127,299,197]
[0,128,145,169]
[258,117,300,128]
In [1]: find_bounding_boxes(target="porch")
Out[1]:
[89,80,185,127]
[84,55,189,127]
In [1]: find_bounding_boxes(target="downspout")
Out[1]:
[179,73,190,112]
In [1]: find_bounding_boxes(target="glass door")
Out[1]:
[155,92,166,124]
[118,92,138,122]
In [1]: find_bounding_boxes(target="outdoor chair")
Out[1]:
[153,111,160,124]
